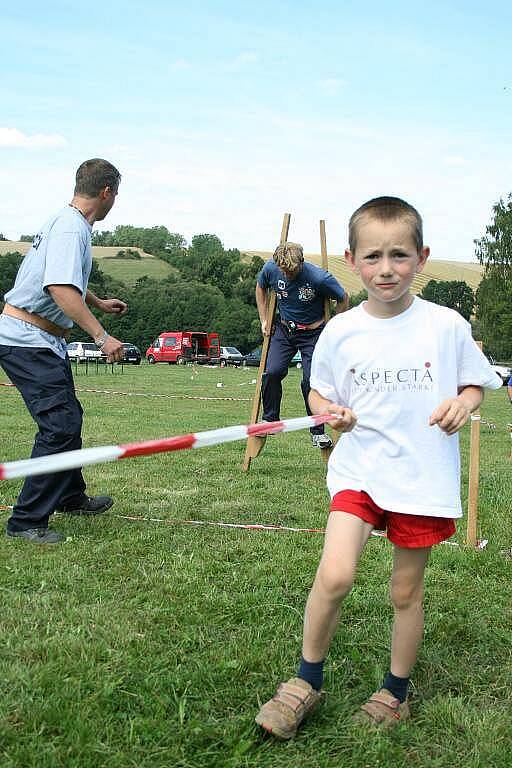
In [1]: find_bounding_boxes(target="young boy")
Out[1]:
[255,196,502,738]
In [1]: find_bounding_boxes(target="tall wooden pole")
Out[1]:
[466,341,482,547]
[243,213,291,471]
[319,220,336,461]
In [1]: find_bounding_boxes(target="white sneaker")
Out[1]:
[311,434,333,449]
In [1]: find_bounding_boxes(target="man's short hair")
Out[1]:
[273,242,304,272]
[349,196,423,253]
[74,158,121,197]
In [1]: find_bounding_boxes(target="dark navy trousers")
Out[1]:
[261,322,325,435]
[0,345,86,532]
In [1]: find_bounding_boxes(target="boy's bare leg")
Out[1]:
[302,512,374,662]
[389,545,431,677]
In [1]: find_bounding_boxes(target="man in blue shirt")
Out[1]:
[0,158,127,544]
[256,242,348,447]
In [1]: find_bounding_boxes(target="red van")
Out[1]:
[145,331,220,365]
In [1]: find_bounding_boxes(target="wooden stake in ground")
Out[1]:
[243,213,291,471]
[466,341,483,547]
[319,220,336,462]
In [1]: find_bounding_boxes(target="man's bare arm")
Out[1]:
[334,292,349,314]
[48,285,124,361]
[255,283,271,336]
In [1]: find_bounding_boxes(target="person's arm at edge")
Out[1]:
[308,388,357,432]
[508,377,512,403]
[47,285,124,362]
[334,291,349,315]
[255,283,270,336]
[321,271,349,316]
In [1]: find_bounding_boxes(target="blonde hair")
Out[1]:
[273,242,304,272]
[349,196,423,254]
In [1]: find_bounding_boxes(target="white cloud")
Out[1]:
[319,78,345,94]
[226,51,259,71]
[443,155,467,166]
[235,51,258,64]
[171,58,191,71]
[0,126,67,148]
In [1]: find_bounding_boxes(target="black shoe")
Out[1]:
[6,527,64,544]
[311,434,333,449]
[57,495,113,516]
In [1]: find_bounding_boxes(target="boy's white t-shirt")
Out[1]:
[310,297,502,519]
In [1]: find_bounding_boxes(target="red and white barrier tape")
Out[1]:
[0,381,251,403]
[114,515,486,547]
[0,505,483,547]
[116,514,326,533]
[0,413,331,481]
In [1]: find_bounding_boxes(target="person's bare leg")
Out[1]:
[302,512,374,662]
[389,545,431,677]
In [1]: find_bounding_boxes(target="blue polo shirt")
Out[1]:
[0,206,92,358]
[257,260,346,324]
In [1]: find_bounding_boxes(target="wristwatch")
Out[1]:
[94,329,108,349]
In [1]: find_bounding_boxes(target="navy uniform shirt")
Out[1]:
[257,260,346,324]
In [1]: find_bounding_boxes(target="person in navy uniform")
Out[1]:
[0,159,127,544]
[256,242,349,448]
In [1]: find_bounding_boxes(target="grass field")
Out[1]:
[0,364,511,768]
[93,257,174,286]
[0,243,174,288]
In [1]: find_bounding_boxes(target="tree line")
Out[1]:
[1,196,511,359]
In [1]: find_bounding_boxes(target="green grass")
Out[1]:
[94,257,173,286]
[0,364,511,767]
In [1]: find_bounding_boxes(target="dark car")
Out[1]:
[243,348,262,367]
[243,348,302,368]
[123,343,142,365]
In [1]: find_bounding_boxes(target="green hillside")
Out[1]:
[244,251,484,296]
[1,241,483,294]
[95,258,173,285]
[0,242,173,287]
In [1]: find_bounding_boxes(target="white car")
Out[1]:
[488,358,512,385]
[66,341,104,363]
[219,346,244,367]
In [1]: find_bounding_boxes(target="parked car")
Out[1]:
[123,343,142,365]
[146,331,220,365]
[66,341,103,363]
[242,348,302,368]
[242,348,262,367]
[488,357,512,385]
[219,346,244,367]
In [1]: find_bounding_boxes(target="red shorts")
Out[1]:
[330,490,456,549]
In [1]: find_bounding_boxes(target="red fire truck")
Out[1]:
[145,331,220,365]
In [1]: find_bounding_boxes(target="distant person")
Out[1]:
[0,158,127,545]
[256,242,348,448]
[255,196,501,738]
[508,374,512,403]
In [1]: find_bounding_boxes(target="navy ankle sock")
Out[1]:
[298,657,324,691]
[382,671,409,703]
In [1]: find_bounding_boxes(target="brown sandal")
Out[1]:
[357,688,410,727]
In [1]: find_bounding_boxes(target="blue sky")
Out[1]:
[1,0,511,260]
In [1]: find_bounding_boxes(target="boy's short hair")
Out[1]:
[349,196,423,253]
[74,158,121,197]
[273,242,304,272]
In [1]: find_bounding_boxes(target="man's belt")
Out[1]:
[281,318,325,333]
[2,303,70,340]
